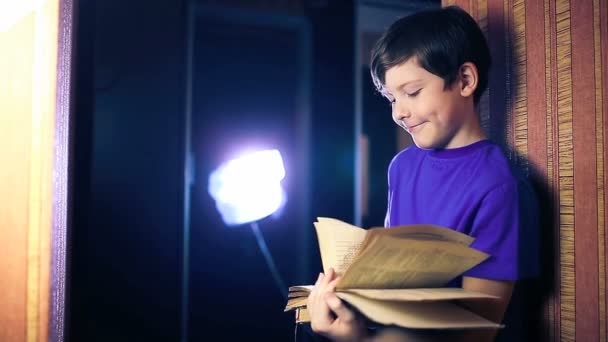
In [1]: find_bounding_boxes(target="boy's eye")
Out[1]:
[406,89,421,97]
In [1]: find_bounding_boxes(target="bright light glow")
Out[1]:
[0,0,43,33]
[208,149,286,226]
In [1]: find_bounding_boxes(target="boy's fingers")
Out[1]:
[325,292,356,322]
[312,273,324,291]
[327,276,341,289]
[320,269,334,287]
[312,273,324,297]
[309,283,335,333]
[314,272,324,286]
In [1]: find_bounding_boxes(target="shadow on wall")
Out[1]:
[484,16,556,342]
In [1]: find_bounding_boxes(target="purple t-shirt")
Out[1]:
[385,139,538,281]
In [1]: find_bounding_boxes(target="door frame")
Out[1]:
[50,0,76,341]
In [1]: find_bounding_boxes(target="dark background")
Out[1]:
[68,1,438,341]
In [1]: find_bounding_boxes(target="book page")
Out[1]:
[284,296,308,311]
[288,285,314,293]
[288,291,310,298]
[340,288,498,302]
[368,224,474,246]
[336,292,502,329]
[314,218,368,275]
[295,307,310,324]
[338,234,488,289]
[283,287,497,312]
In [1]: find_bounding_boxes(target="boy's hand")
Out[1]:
[307,268,368,342]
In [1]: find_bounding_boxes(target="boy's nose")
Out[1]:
[392,103,411,120]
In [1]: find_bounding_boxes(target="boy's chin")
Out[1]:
[412,139,443,150]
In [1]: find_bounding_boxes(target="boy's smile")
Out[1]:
[382,58,484,150]
[404,121,425,133]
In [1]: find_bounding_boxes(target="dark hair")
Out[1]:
[370,6,491,103]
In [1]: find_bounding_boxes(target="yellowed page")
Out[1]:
[338,234,488,289]
[340,288,498,301]
[288,291,310,298]
[368,224,475,246]
[283,287,496,313]
[284,296,308,311]
[336,292,502,329]
[356,225,474,261]
[289,285,314,292]
[295,307,310,324]
[314,218,368,275]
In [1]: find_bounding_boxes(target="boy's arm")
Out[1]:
[461,276,514,321]
[309,272,513,342]
[454,276,514,342]
[365,277,514,342]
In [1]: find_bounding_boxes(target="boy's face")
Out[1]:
[383,58,478,149]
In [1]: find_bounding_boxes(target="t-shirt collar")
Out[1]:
[422,139,492,159]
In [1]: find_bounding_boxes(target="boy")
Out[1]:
[307,6,538,342]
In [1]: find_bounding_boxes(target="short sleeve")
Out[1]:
[463,180,539,280]
[384,153,400,228]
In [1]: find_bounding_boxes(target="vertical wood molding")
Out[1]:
[478,1,491,137]
[455,0,471,11]
[505,0,514,151]
[543,0,558,338]
[602,1,608,341]
[548,0,562,339]
[525,0,548,199]
[50,0,74,340]
[592,0,606,339]
[512,0,527,162]
[487,0,507,145]
[555,0,575,339]
[571,0,600,340]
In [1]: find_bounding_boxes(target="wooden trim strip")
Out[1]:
[478,0,488,34]
[487,0,506,145]
[555,0,575,340]
[593,1,606,341]
[455,0,471,11]
[525,0,551,337]
[49,0,74,340]
[544,0,557,338]
[476,1,490,136]
[512,0,527,161]
[526,0,547,176]
[470,0,479,20]
[505,0,514,151]
[548,0,562,340]
[600,0,608,340]
[571,0,600,340]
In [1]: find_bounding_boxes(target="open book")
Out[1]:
[284,218,503,330]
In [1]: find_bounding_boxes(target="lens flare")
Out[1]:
[208,149,286,225]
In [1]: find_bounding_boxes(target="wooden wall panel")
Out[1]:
[0,13,35,342]
[0,0,61,341]
[443,1,608,341]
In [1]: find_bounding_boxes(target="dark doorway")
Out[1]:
[187,7,311,341]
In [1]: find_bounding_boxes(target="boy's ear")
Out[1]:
[458,62,478,98]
